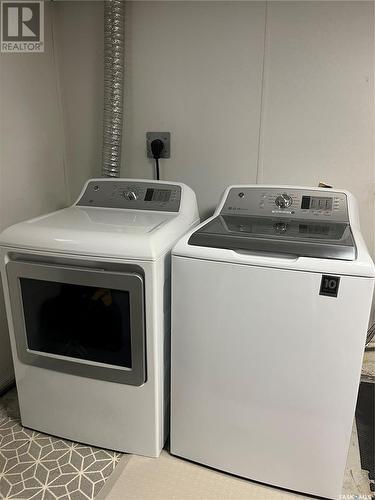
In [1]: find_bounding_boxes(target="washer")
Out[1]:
[171,185,374,499]
[0,178,198,457]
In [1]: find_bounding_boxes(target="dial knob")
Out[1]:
[275,193,293,208]
[123,190,137,201]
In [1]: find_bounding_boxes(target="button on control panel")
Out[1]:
[77,180,182,212]
[221,187,349,222]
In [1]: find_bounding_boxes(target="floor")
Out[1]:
[0,389,121,500]
[0,383,372,500]
[98,426,372,500]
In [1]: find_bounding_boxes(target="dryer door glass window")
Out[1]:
[6,261,146,386]
[20,279,132,368]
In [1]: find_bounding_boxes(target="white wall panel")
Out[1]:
[0,5,67,228]
[124,1,266,218]
[0,2,67,389]
[53,0,104,201]
[53,0,374,252]
[258,1,374,252]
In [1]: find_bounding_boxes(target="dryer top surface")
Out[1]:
[0,178,199,261]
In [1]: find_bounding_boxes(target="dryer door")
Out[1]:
[6,260,146,386]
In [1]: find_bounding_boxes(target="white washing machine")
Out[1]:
[171,185,374,499]
[0,178,198,457]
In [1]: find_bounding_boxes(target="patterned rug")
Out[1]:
[0,388,122,500]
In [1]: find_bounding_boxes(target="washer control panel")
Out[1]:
[77,180,181,212]
[275,193,293,209]
[221,187,349,222]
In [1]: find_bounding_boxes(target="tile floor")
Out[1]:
[0,388,122,500]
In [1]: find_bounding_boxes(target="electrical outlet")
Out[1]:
[146,132,171,159]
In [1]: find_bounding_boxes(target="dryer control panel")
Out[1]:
[77,180,182,212]
[221,187,349,223]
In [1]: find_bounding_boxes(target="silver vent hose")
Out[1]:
[102,0,125,178]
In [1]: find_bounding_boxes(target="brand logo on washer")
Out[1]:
[320,275,340,297]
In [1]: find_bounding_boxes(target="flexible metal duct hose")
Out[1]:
[102,0,125,177]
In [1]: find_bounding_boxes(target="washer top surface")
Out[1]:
[174,185,375,277]
[0,179,198,261]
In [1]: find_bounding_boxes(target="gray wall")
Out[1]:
[53,0,104,200]
[55,1,374,255]
[0,2,68,388]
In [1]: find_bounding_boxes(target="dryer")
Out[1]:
[171,185,374,499]
[0,178,198,457]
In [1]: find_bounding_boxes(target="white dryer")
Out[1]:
[0,178,198,457]
[171,185,374,499]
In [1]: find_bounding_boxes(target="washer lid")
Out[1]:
[188,215,356,261]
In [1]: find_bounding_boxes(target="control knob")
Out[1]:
[123,190,138,201]
[275,193,293,208]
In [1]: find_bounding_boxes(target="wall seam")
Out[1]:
[255,0,269,185]
[51,2,71,206]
